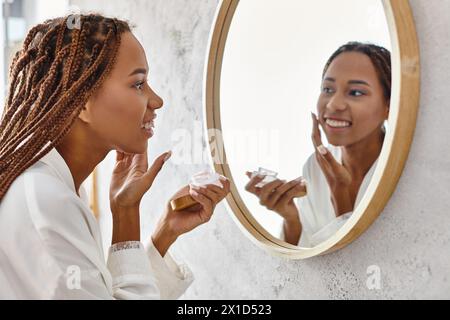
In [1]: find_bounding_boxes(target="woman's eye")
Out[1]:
[134,81,146,91]
[322,87,334,94]
[350,90,365,97]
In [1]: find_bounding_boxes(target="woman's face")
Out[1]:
[82,31,163,154]
[317,51,389,147]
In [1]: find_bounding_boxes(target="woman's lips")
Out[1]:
[324,118,352,133]
[141,121,154,138]
[142,127,153,138]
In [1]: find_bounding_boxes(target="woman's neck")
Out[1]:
[55,120,109,196]
[341,129,385,180]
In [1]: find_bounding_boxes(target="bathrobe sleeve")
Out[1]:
[107,239,194,300]
[21,172,194,299]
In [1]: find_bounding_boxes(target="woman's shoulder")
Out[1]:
[1,159,101,261]
[6,161,74,203]
[1,160,91,233]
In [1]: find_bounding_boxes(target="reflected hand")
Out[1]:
[244,172,306,222]
[311,112,353,216]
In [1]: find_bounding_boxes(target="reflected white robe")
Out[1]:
[295,145,379,247]
[0,148,193,299]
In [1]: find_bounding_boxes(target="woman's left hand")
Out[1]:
[311,112,353,216]
[162,178,230,235]
[152,178,231,256]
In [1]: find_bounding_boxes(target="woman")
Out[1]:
[245,42,391,247]
[0,14,230,299]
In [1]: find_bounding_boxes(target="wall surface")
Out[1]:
[70,0,450,299]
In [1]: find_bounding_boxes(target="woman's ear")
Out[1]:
[78,101,92,123]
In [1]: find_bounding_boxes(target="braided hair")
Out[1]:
[0,14,131,201]
[322,41,391,102]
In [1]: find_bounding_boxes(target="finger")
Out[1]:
[219,175,231,194]
[190,185,221,203]
[311,112,323,148]
[316,145,342,173]
[122,152,133,166]
[131,149,149,167]
[244,173,265,195]
[116,150,125,161]
[314,148,332,176]
[141,151,172,189]
[268,178,306,206]
[318,145,352,185]
[189,188,213,214]
[259,179,285,204]
[200,183,229,201]
[277,182,308,206]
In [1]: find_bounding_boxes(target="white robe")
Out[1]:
[295,145,379,247]
[0,147,193,299]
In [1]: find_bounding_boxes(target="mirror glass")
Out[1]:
[220,0,391,247]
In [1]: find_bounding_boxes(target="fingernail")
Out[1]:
[190,184,201,190]
[164,151,172,162]
[190,190,199,196]
[219,175,227,181]
[317,145,327,155]
[295,177,303,183]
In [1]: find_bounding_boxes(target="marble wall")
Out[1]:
[70,0,450,299]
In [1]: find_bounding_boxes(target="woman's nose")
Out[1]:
[326,94,347,111]
[148,90,164,110]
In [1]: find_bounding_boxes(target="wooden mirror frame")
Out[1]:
[203,0,420,259]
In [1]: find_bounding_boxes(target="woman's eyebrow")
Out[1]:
[324,77,371,87]
[128,67,148,77]
[348,80,371,87]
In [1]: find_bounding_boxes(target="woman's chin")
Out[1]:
[121,141,148,155]
[325,137,349,147]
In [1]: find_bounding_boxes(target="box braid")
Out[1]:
[0,14,131,201]
[322,41,391,102]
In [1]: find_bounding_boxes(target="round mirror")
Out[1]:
[204,0,420,258]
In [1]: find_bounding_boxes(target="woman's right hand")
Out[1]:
[109,150,171,244]
[244,172,306,221]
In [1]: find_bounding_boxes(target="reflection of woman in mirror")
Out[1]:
[246,42,391,247]
[0,15,230,299]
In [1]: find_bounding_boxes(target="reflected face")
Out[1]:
[83,32,163,154]
[317,51,389,147]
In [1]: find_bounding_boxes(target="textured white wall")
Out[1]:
[70,0,450,299]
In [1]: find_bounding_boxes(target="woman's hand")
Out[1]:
[244,173,306,222]
[110,150,171,210]
[152,177,231,256]
[311,112,353,216]
[244,173,305,245]
[109,149,171,244]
